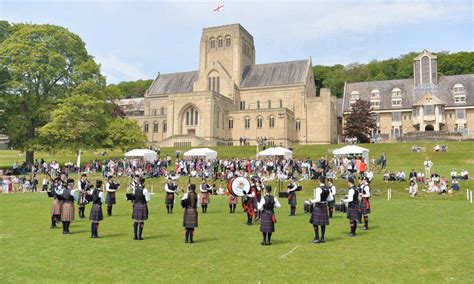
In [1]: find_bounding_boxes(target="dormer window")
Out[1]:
[371,89,380,98]
[391,88,402,107]
[370,89,380,108]
[349,91,359,108]
[453,83,466,104]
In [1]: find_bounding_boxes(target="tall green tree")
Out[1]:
[343,99,376,143]
[105,118,147,152]
[0,24,104,163]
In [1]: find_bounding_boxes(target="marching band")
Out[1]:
[45,172,374,244]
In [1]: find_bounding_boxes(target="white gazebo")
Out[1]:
[258,147,293,159]
[124,149,158,162]
[183,148,218,160]
[333,145,369,162]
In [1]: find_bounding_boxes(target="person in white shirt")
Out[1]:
[450,169,457,180]
[358,177,371,230]
[106,176,119,217]
[89,180,105,238]
[287,177,298,216]
[343,176,359,237]
[257,185,281,245]
[309,177,330,243]
[326,178,336,218]
[131,178,150,240]
[409,179,418,198]
[460,169,469,180]
[424,158,433,178]
[164,178,178,213]
[199,179,210,213]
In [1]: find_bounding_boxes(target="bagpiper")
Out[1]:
[309,176,330,243]
[327,178,336,218]
[89,180,104,238]
[359,177,371,230]
[60,178,76,235]
[165,178,178,213]
[77,174,89,219]
[182,184,199,243]
[131,178,150,240]
[287,177,298,216]
[257,185,281,245]
[199,179,210,213]
[343,176,359,237]
[49,177,63,229]
[106,176,119,216]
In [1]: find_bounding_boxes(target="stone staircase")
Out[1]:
[397,131,465,142]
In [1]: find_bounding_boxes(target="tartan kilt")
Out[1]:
[165,193,175,205]
[77,192,87,206]
[61,201,75,221]
[200,192,209,205]
[228,195,237,204]
[347,204,359,220]
[359,197,371,215]
[89,204,103,222]
[106,192,116,205]
[260,211,275,233]
[311,203,329,226]
[51,199,63,215]
[132,203,148,221]
[183,208,198,228]
[327,200,335,209]
[288,192,297,206]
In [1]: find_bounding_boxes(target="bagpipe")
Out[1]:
[108,181,120,190]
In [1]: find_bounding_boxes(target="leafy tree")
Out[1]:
[104,118,147,152]
[0,21,11,43]
[343,99,376,143]
[37,94,110,153]
[108,79,153,98]
[0,24,104,163]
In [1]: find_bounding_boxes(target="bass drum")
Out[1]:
[227,178,236,196]
[228,177,251,197]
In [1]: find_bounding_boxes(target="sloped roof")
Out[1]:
[438,74,474,106]
[147,71,199,95]
[240,60,309,88]
[117,98,144,111]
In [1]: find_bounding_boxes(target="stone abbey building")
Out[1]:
[342,50,474,140]
[119,24,338,147]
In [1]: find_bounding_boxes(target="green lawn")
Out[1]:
[1,142,474,282]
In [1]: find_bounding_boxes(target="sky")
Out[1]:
[1,0,473,84]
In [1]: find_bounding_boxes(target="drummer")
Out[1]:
[199,179,210,213]
[287,177,298,216]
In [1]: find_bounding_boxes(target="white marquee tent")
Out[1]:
[183,148,218,160]
[258,147,293,159]
[124,149,158,162]
[332,145,369,162]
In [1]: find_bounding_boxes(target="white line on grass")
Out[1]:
[280,245,300,259]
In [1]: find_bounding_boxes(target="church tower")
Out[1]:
[193,24,255,100]
[413,49,438,87]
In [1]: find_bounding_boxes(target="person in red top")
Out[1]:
[359,159,367,177]
[243,181,257,225]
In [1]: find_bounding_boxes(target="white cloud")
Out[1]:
[94,54,148,84]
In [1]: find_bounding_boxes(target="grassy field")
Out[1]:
[1,142,474,282]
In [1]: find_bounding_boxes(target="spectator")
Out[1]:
[450,178,460,191]
[396,170,406,182]
[460,169,469,180]
[450,168,457,180]
[423,158,433,178]
[409,179,418,197]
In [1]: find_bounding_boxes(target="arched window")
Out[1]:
[217,37,223,48]
[453,83,466,104]
[160,107,165,115]
[244,117,250,129]
[421,56,430,84]
[185,106,199,126]
[391,88,402,107]
[208,74,220,93]
[153,121,159,133]
[225,36,231,47]
[295,119,301,131]
[269,116,275,128]
[163,121,167,132]
[268,100,271,109]
[210,38,216,49]
[257,116,263,128]
[256,101,260,109]
[143,121,149,133]
[228,117,234,129]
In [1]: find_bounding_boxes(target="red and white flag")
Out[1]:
[213,3,224,12]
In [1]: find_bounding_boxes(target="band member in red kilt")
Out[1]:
[77,174,89,219]
[60,179,76,235]
[257,185,281,245]
[106,176,119,217]
[327,178,336,218]
[287,177,298,216]
[309,177,330,243]
[359,177,371,230]
[165,178,177,213]
[131,178,150,240]
[343,177,359,237]
[199,179,210,213]
[49,178,63,229]
[89,180,104,238]
[243,184,257,225]
[182,184,199,243]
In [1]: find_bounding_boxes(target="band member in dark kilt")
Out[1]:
[131,178,150,240]
[309,177,330,243]
[257,185,281,245]
[359,177,371,230]
[89,180,104,238]
[49,178,63,229]
[182,184,199,243]
[106,176,119,216]
[77,174,89,219]
[61,179,76,235]
[287,177,298,216]
[327,178,336,218]
[343,177,359,236]
[199,179,210,213]
[165,178,177,213]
